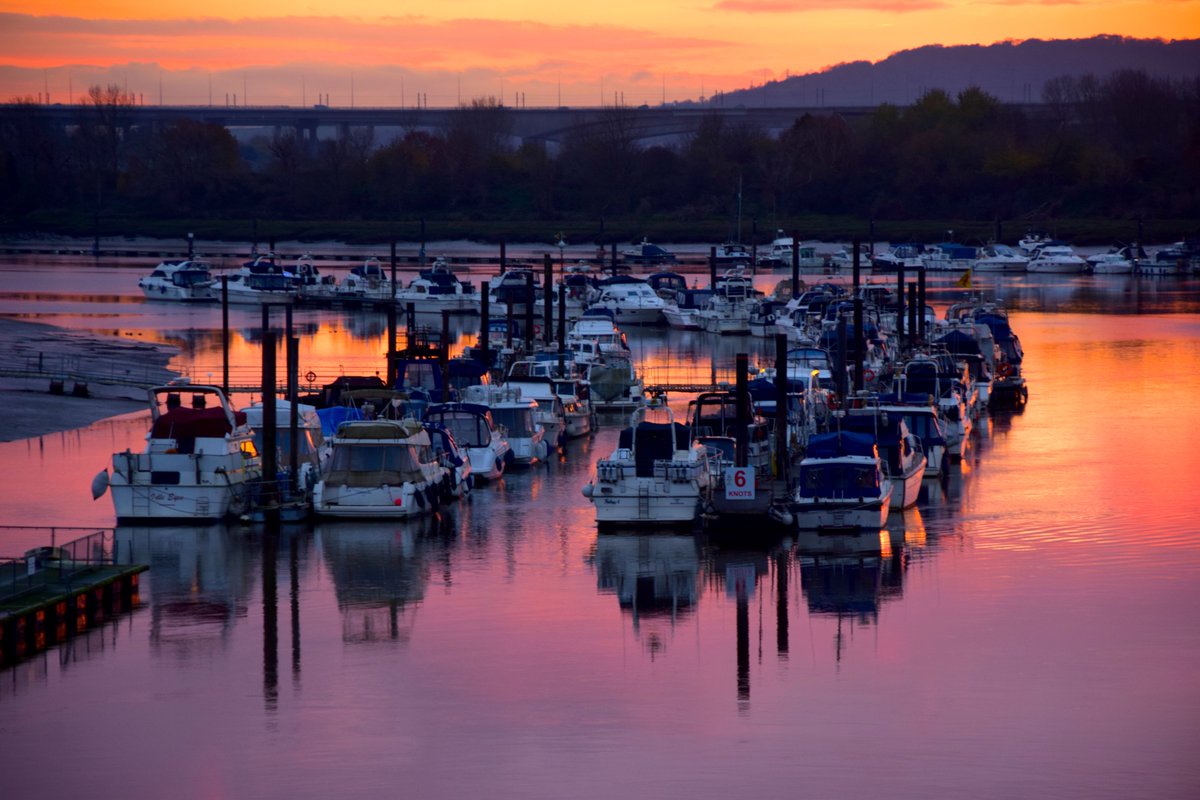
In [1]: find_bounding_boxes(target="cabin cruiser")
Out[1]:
[646,271,688,300]
[395,261,479,314]
[500,369,568,448]
[713,242,752,267]
[972,307,1028,408]
[222,254,298,304]
[829,242,874,271]
[337,257,395,302]
[872,244,925,271]
[589,279,666,326]
[243,398,329,499]
[866,392,948,477]
[663,288,713,330]
[313,419,450,518]
[138,259,215,302]
[698,269,754,335]
[921,242,978,271]
[620,238,677,266]
[505,357,595,439]
[902,355,973,461]
[463,384,550,464]
[582,402,713,526]
[973,244,1028,273]
[760,234,825,270]
[748,299,788,338]
[422,402,512,481]
[841,408,927,509]
[1088,252,1135,274]
[586,355,645,413]
[488,268,541,318]
[424,422,473,498]
[687,391,780,520]
[1026,244,1086,273]
[97,384,262,522]
[566,308,632,365]
[293,254,339,302]
[791,431,892,531]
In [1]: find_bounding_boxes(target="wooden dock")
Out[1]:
[0,530,148,668]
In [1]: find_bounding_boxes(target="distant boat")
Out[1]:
[620,238,677,265]
[138,259,216,302]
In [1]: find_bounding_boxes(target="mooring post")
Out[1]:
[499,240,506,274]
[710,246,718,289]
[286,306,298,495]
[774,333,788,482]
[852,237,861,292]
[735,353,749,469]
[221,275,230,395]
[389,239,398,301]
[791,232,800,299]
[523,270,534,351]
[854,297,864,392]
[836,315,849,399]
[187,232,194,259]
[479,287,491,367]
[386,304,397,386]
[441,310,451,402]
[557,281,567,376]
[896,266,906,352]
[918,267,927,340]
[261,326,278,511]
[543,254,553,347]
[908,283,919,346]
[505,290,515,350]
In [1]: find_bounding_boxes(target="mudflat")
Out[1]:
[0,317,179,442]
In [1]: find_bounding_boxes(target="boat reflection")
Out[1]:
[592,533,700,660]
[317,518,450,645]
[115,525,257,659]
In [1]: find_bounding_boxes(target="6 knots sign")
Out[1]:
[724,466,755,500]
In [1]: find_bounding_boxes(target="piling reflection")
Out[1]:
[592,533,700,659]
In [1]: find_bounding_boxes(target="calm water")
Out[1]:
[2,257,1199,799]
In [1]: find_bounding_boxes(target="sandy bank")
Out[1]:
[0,317,179,442]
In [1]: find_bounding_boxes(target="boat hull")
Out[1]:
[792,499,889,531]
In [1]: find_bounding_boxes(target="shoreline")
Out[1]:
[0,317,179,442]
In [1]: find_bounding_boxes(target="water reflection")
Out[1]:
[592,533,700,660]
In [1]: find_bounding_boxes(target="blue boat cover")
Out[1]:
[316,405,363,436]
[805,431,876,459]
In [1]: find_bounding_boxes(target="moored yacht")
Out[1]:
[138,259,215,302]
[791,431,892,531]
[582,402,713,526]
[313,419,451,518]
[97,384,262,522]
[422,402,512,481]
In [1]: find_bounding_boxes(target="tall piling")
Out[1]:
[773,333,788,481]
[918,267,927,339]
[908,283,919,346]
[479,287,490,366]
[791,233,800,298]
[523,270,534,351]
[221,275,230,395]
[441,310,451,402]
[261,321,278,512]
[286,306,298,495]
[499,241,507,274]
[710,246,718,289]
[543,254,553,347]
[735,353,749,469]
[557,281,567,376]
[853,297,864,393]
[896,266,906,352]
[852,237,861,292]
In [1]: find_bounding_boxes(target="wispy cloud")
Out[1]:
[714,0,944,11]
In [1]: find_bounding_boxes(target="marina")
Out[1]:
[1,245,1199,799]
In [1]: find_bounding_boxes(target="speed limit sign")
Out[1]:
[724,466,756,500]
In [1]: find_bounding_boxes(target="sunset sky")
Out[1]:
[1,1,1196,107]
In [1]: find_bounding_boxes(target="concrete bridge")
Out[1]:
[0,103,887,144]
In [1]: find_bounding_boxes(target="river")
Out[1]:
[1,253,1198,799]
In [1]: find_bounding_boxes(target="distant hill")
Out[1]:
[704,36,1200,108]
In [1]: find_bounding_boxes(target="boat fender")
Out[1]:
[91,469,109,500]
[581,483,594,499]
[766,314,776,324]
[414,490,426,509]
[863,369,875,383]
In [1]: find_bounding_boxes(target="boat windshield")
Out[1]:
[431,413,492,448]
[325,442,431,486]
[173,269,211,287]
[492,407,537,437]
[798,463,881,498]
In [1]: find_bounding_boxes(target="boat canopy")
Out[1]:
[805,431,877,459]
[618,421,691,477]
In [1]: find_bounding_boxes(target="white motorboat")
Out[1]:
[585,355,645,413]
[503,358,595,439]
[294,254,339,302]
[582,403,713,526]
[872,244,925,271]
[243,398,329,497]
[973,244,1028,273]
[620,238,677,266]
[500,370,568,449]
[463,384,550,464]
[589,279,666,326]
[791,431,892,531]
[98,384,262,522]
[313,419,451,518]
[221,254,298,304]
[697,269,754,335]
[337,257,395,302]
[841,408,927,509]
[395,262,480,314]
[921,243,977,272]
[902,355,973,461]
[138,259,215,302]
[713,242,752,267]
[1089,252,1134,274]
[422,402,512,481]
[1026,244,1086,273]
[424,422,474,498]
[566,308,632,365]
[662,288,712,330]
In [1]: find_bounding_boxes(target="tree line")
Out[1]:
[2,73,1197,241]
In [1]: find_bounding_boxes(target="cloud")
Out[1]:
[714,0,944,11]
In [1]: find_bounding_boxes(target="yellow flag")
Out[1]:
[956,269,973,288]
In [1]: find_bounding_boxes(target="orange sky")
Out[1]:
[1,2,1196,105]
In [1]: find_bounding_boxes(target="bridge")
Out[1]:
[0,103,888,144]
